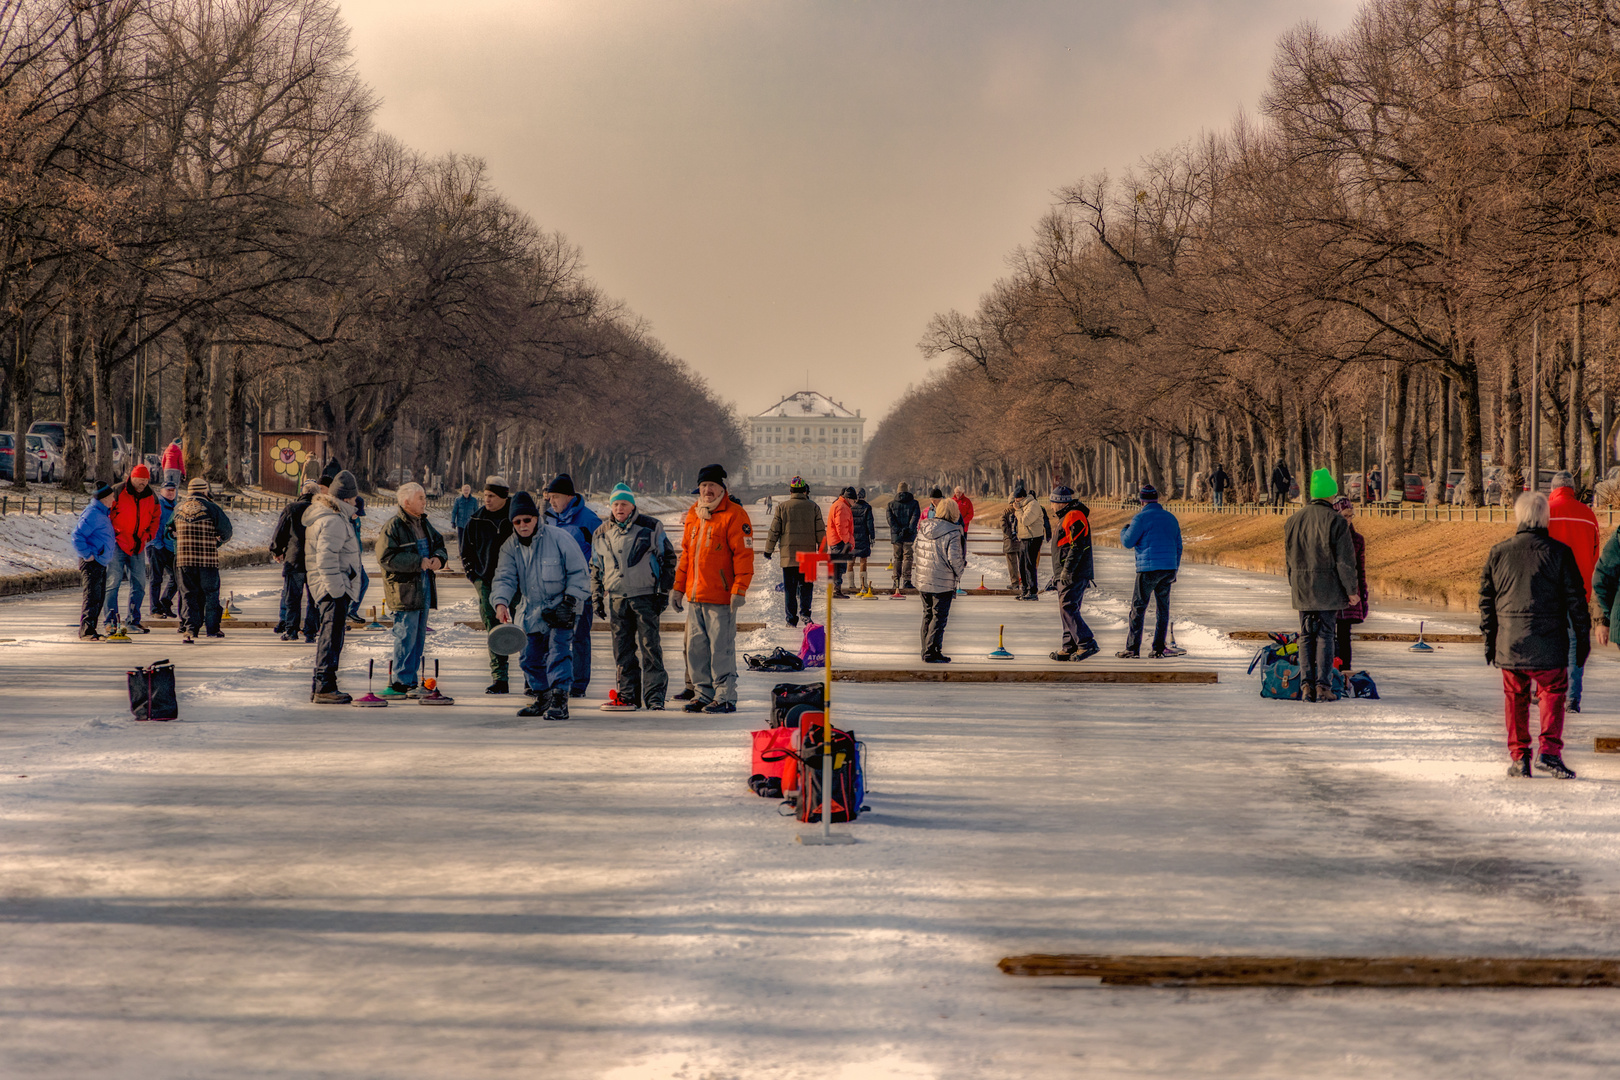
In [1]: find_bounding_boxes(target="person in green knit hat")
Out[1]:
[588,483,677,709]
[1284,468,1360,701]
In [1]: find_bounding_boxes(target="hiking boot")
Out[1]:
[833,589,849,600]
[280,632,299,641]
[568,688,587,699]
[923,652,952,663]
[206,630,225,639]
[683,697,711,713]
[544,690,570,721]
[312,689,352,705]
[703,699,736,714]
[485,680,510,695]
[1304,682,1318,703]
[1115,650,1139,659]
[1149,649,1167,659]
[787,617,798,628]
[674,688,696,701]
[517,700,546,718]
[1050,649,1075,662]
[1508,753,1533,778]
[79,631,102,641]
[646,699,665,711]
[1073,641,1101,662]
[127,622,150,634]
[1538,753,1576,779]
[1569,700,1582,714]
[1317,682,1339,702]
[381,682,415,699]
[523,685,540,698]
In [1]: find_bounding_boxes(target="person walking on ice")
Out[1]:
[1283,470,1358,701]
[1048,486,1099,662]
[671,464,754,713]
[1482,491,1587,779]
[1117,483,1182,658]
[590,484,677,710]
[376,482,449,698]
[493,491,590,721]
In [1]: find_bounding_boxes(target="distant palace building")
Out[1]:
[746,391,865,488]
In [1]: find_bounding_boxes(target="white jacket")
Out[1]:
[912,517,966,593]
[302,493,362,601]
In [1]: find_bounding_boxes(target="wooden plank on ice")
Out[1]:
[997,953,1620,987]
[831,669,1217,684]
[136,618,764,633]
[1227,629,1483,643]
[1595,736,1620,754]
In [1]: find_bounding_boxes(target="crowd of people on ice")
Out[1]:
[61,452,1619,778]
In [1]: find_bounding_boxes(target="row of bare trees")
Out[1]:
[867,0,1620,506]
[0,0,743,495]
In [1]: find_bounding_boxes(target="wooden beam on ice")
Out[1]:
[1595,736,1620,754]
[1227,630,1482,644]
[831,668,1217,684]
[997,953,1620,987]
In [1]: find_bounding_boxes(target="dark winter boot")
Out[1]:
[544,689,570,721]
[1073,641,1101,662]
[1114,650,1139,659]
[1304,682,1318,703]
[1538,753,1576,779]
[312,689,352,705]
[485,680,509,695]
[1050,648,1075,662]
[1317,682,1338,702]
[517,700,546,718]
[1507,753,1533,778]
[674,688,696,701]
[683,697,711,713]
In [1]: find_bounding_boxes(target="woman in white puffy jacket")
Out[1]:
[912,498,966,662]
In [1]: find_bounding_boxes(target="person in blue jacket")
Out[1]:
[72,485,119,640]
[493,491,590,721]
[146,477,180,619]
[1117,483,1183,658]
[544,473,602,697]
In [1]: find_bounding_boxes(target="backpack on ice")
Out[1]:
[770,681,824,728]
[762,711,867,823]
[799,622,826,668]
[1247,633,1346,700]
[745,647,805,673]
[127,660,178,721]
[749,727,797,798]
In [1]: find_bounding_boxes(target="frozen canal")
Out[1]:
[3,512,1620,1078]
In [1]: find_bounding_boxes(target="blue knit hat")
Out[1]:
[509,491,540,521]
[609,483,635,506]
[1139,484,1159,501]
[1051,485,1074,503]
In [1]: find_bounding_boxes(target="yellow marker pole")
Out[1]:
[800,553,854,845]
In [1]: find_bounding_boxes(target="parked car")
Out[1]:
[1,431,55,482]
[1345,472,1363,500]
[1402,473,1427,502]
[84,430,129,478]
[25,419,67,455]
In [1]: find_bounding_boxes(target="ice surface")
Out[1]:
[2,509,1620,1078]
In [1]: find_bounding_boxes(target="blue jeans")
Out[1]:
[349,566,370,621]
[1213,490,1225,506]
[392,607,429,686]
[104,547,147,624]
[1568,613,1584,708]
[520,624,575,696]
[570,606,593,693]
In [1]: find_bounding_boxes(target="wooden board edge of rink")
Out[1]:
[1595,736,1620,754]
[135,619,765,633]
[1227,630,1483,643]
[997,954,1620,987]
[831,668,1218,684]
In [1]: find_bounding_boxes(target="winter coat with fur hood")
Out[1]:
[912,516,966,594]
[303,493,362,602]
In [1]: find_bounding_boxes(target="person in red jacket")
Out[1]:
[159,438,184,487]
[827,486,856,598]
[672,464,755,713]
[1549,471,1600,711]
[105,464,162,631]
[952,486,975,533]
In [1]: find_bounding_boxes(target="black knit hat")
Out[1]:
[929,486,943,499]
[1140,483,1159,501]
[509,491,540,521]
[697,464,728,489]
[93,483,116,501]
[1013,480,1027,498]
[319,459,342,486]
[857,488,866,500]
[484,474,509,500]
[544,473,576,497]
[840,486,857,499]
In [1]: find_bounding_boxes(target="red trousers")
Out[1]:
[1501,668,1567,759]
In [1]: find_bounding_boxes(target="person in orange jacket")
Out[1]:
[672,464,755,713]
[105,463,162,631]
[827,485,856,598]
[1549,470,1601,711]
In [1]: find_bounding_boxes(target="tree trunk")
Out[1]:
[1455,340,1486,509]
[226,350,246,490]
[1386,363,1409,494]
[180,329,210,479]
[91,336,114,484]
[1502,345,1522,504]
[60,314,89,490]
[10,323,33,493]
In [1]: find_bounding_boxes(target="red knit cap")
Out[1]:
[129,464,150,480]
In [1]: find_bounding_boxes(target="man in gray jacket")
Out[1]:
[590,484,677,710]
[1284,468,1359,701]
[304,471,363,704]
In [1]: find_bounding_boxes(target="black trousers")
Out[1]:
[1017,538,1044,595]
[920,590,954,657]
[1125,569,1175,653]
[829,542,853,592]
[1335,619,1355,671]
[179,566,222,634]
[1300,610,1338,686]
[146,548,178,616]
[313,594,348,693]
[610,594,667,706]
[782,565,817,624]
[79,558,107,635]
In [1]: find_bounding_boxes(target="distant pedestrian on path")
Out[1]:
[270,480,318,642]
[1548,470,1600,713]
[450,483,478,551]
[1283,471,1357,701]
[170,477,233,643]
[1482,491,1586,778]
[377,482,448,697]
[1270,460,1292,507]
[1049,486,1099,662]
[72,484,119,640]
[913,495,966,662]
[1210,463,1230,507]
[304,470,362,704]
[763,475,825,626]
[952,486,975,534]
[1331,495,1368,670]
[159,437,184,488]
[1117,484,1182,658]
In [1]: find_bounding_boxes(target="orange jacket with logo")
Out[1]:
[674,497,756,604]
[827,497,855,547]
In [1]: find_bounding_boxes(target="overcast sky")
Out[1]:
[335,0,1361,424]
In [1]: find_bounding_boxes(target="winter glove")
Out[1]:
[653,592,669,615]
[593,598,607,621]
[671,591,685,613]
[1484,639,1496,666]
[731,593,747,610]
[542,594,578,629]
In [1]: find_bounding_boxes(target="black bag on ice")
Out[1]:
[127,660,178,721]
[770,681,824,728]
